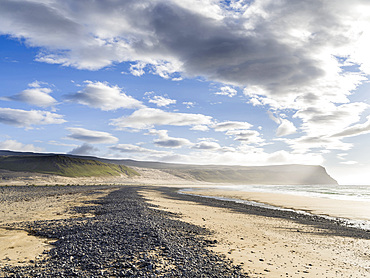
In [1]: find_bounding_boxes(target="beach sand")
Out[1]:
[0,186,116,267]
[183,189,370,221]
[1,185,369,277]
[140,187,370,277]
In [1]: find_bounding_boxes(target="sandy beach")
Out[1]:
[1,185,369,277]
[141,187,370,277]
[0,186,116,267]
[182,188,370,222]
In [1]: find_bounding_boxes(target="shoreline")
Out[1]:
[142,186,370,277]
[180,188,370,230]
[1,185,369,277]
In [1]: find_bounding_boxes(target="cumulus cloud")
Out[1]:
[267,111,297,137]
[276,119,297,137]
[0,139,43,152]
[65,81,143,111]
[154,137,191,148]
[280,136,353,154]
[183,101,195,108]
[2,1,368,113]
[2,0,370,158]
[148,129,191,148]
[110,108,213,130]
[0,108,65,128]
[226,129,265,145]
[212,121,253,132]
[148,95,176,107]
[192,141,221,150]
[2,81,57,107]
[1,1,368,86]
[66,127,118,144]
[214,86,237,97]
[68,143,98,155]
[294,102,369,137]
[190,125,209,131]
[129,62,146,76]
[331,116,370,138]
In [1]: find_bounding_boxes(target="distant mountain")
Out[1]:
[0,154,139,178]
[160,165,338,185]
[0,150,337,184]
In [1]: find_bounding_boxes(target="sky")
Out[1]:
[0,0,370,185]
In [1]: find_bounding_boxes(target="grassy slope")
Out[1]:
[0,155,140,178]
[165,165,338,185]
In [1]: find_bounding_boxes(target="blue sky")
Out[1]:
[1,0,370,184]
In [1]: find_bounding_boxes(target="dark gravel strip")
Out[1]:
[156,186,370,240]
[1,186,250,278]
[0,185,113,204]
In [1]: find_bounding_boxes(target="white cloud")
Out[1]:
[183,101,195,108]
[190,125,209,131]
[276,119,297,137]
[65,81,143,111]
[148,95,176,107]
[129,62,146,76]
[66,127,118,144]
[2,0,370,160]
[0,108,65,128]
[215,86,237,97]
[2,81,57,108]
[0,139,43,152]
[226,129,265,145]
[294,102,369,137]
[154,137,191,148]
[172,77,183,81]
[213,121,253,132]
[331,116,370,138]
[280,136,353,154]
[110,108,213,130]
[148,129,191,148]
[267,111,297,136]
[267,111,280,124]
[1,0,368,89]
[192,141,221,150]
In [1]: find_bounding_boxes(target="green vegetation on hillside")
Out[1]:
[0,155,140,178]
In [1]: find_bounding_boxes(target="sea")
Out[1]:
[208,184,370,202]
[180,184,370,231]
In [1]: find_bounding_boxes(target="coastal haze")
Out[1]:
[1,0,370,277]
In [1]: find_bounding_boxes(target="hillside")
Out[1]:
[161,165,337,185]
[0,154,139,178]
[0,150,337,185]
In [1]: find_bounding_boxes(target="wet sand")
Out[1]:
[183,189,370,221]
[140,187,370,277]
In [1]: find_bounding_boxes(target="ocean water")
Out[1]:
[208,184,370,202]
